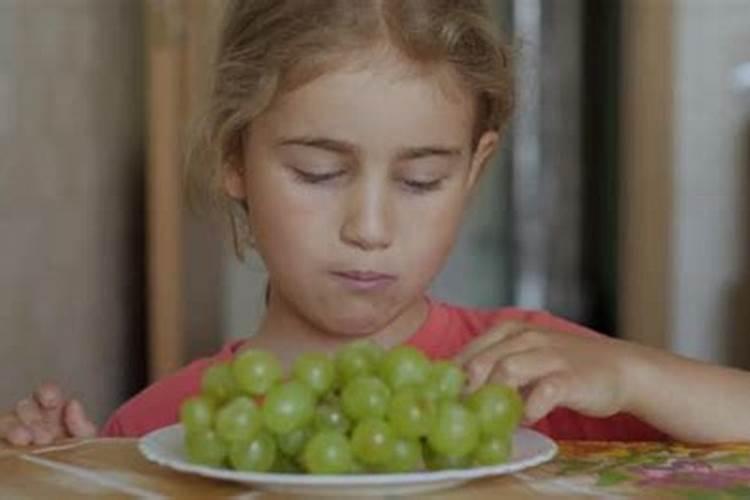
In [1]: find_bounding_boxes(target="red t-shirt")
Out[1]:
[101,300,668,441]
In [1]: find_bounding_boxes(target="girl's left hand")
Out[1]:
[454,321,642,424]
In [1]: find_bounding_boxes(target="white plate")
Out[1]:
[139,424,557,496]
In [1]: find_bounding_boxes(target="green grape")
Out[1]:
[466,383,523,438]
[262,381,316,434]
[427,401,480,458]
[341,376,391,421]
[229,431,277,472]
[473,435,512,466]
[293,352,336,396]
[349,340,385,365]
[271,453,303,473]
[335,343,375,381]
[424,445,472,470]
[425,361,465,401]
[378,345,430,391]
[276,426,312,457]
[201,362,239,403]
[180,395,216,432]
[314,403,351,434]
[215,396,262,443]
[387,388,435,439]
[185,428,228,467]
[231,349,282,396]
[350,418,395,466]
[381,437,422,473]
[303,430,354,474]
[350,460,368,474]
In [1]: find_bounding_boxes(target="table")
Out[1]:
[1,439,750,498]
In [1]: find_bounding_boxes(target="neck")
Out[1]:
[241,290,430,368]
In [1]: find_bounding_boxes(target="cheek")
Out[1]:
[399,195,466,269]
[246,174,326,261]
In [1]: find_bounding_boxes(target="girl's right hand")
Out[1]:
[0,384,97,446]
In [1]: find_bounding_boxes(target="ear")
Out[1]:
[466,130,500,191]
[223,160,247,201]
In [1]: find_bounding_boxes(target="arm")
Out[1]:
[625,345,750,443]
[456,316,750,443]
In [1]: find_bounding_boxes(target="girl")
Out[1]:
[3,0,750,447]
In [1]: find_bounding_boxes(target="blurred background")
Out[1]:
[1,0,749,425]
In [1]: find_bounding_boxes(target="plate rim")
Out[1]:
[139,424,557,486]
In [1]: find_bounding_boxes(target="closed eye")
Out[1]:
[292,168,344,184]
[402,178,445,193]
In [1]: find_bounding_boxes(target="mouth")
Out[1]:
[330,270,397,291]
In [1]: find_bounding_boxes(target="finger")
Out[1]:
[0,414,32,446]
[15,398,43,427]
[34,383,64,410]
[454,321,527,366]
[483,349,564,392]
[6,425,33,446]
[15,398,54,445]
[523,372,571,424]
[462,333,551,392]
[64,400,97,438]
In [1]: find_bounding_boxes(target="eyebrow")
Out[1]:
[277,136,358,155]
[276,136,463,160]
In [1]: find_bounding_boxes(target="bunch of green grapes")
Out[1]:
[179,341,523,474]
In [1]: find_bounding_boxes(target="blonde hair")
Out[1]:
[188,0,514,255]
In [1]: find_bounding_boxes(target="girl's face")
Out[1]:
[226,53,498,338]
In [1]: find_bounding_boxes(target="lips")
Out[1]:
[330,270,397,291]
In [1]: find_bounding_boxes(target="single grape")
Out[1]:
[427,401,480,458]
[294,352,336,396]
[262,381,316,434]
[276,426,312,457]
[381,437,422,473]
[341,376,391,421]
[424,445,472,470]
[351,418,395,466]
[314,403,351,434]
[335,343,375,382]
[303,430,354,474]
[231,349,282,396]
[424,361,465,401]
[185,428,228,467]
[179,395,216,432]
[378,345,430,391]
[387,388,435,439]
[229,431,277,472]
[349,340,385,366]
[201,362,239,403]
[473,435,512,466]
[466,383,523,438]
[215,396,263,443]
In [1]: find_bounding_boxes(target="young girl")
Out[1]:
[3,0,750,447]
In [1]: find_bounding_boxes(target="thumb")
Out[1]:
[63,400,97,438]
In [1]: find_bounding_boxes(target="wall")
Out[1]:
[0,0,144,423]
[670,0,750,366]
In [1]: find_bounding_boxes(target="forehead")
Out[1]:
[253,51,476,149]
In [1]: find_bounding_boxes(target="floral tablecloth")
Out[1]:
[521,441,750,499]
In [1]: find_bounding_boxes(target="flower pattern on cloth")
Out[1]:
[519,441,750,499]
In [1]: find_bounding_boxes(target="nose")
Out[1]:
[340,178,393,251]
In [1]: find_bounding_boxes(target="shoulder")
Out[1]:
[100,340,244,438]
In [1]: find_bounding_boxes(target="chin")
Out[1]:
[321,306,392,337]
[327,315,385,337]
